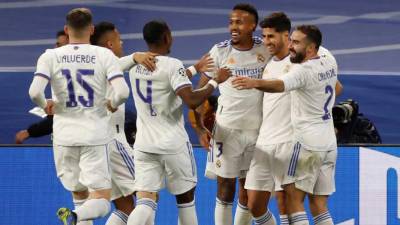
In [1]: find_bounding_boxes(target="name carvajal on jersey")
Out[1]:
[318,68,336,81]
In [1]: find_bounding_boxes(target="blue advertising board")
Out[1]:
[0,146,398,225]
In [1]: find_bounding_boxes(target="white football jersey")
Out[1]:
[129,56,192,154]
[257,55,293,146]
[205,37,271,130]
[280,52,338,151]
[34,44,123,146]
[106,55,136,141]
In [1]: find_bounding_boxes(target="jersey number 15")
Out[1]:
[61,69,94,108]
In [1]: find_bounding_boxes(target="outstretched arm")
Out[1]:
[232,76,284,93]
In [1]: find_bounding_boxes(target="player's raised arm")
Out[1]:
[186,53,215,78]
[177,68,231,109]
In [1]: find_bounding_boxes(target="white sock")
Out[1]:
[73,199,93,225]
[253,210,276,225]
[233,202,252,225]
[177,199,198,225]
[215,198,233,225]
[127,198,157,225]
[280,214,289,225]
[145,208,156,225]
[289,212,309,225]
[313,211,333,225]
[105,210,128,225]
[74,198,110,221]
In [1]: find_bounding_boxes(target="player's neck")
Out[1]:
[232,37,253,51]
[148,46,168,55]
[304,51,319,62]
[275,48,290,60]
[69,36,90,44]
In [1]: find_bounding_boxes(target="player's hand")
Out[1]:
[214,68,232,84]
[44,100,55,115]
[232,76,257,90]
[106,100,118,113]
[15,130,29,144]
[134,52,158,72]
[196,127,212,150]
[194,53,215,73]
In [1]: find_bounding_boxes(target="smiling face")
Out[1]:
[229,9,256,45]
[262,27,288,56]
[289,30,308,63]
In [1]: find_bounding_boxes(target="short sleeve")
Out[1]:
[203,45,220,79]
[103,49,124,81]
[34,50,53,80]
[169,59,192,92]
[280,64,308,91]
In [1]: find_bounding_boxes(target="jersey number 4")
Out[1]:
[135,79,157,116]
[61,69,94,108]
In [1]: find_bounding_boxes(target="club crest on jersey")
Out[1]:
[283,65,291,73]
[216,159,221,168]
[227,57,236,65]
[257,54,265,63]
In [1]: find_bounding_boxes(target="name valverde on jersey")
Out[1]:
[34,44,123,146]
[280,48,338,151]
[205,37,271,130]
[129,56,191,154]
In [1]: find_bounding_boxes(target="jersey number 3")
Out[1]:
[61,69,94,108]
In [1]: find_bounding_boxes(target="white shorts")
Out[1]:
[205,123,258,179]
[282,142,336,195]
[245,142,292,192]
[109,138,135,201]
[133,143,197,195]
[53,143,112,192]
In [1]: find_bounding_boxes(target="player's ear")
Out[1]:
[106,40,113,49]
[89,24,94,36]
[64,25,69,36]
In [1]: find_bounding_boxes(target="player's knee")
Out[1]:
[113,195,135,215]
[238,178,248,205]
[276,192,288,214]
[308,195,328,215]
[217,177,236,202]
[176,187,195,204]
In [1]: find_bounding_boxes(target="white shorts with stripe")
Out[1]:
[205,123,258,179]
[108,137,135,201]
[133,142,197,195]
[282,142,337,195]
[245,142,292,192]
[53,142,112,192]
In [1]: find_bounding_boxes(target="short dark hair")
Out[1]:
[66,8,92,30]
[143,20,170,45]
[259,12,291,32]
[233,3,258,25]
[90,21,115,45]
[295,25,322,49]
[56,30,66,38]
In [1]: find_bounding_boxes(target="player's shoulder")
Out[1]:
[157,55,183,66]
[214,39,232,49]
[252,36,263,46]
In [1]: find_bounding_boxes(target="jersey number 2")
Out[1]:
[61,69,94,108]
[322,85,333,120]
